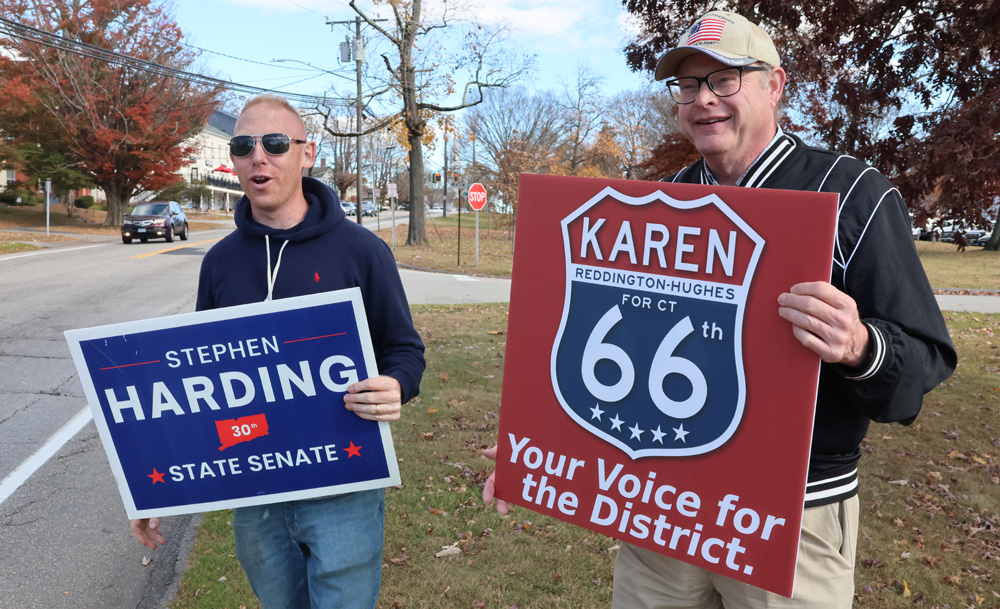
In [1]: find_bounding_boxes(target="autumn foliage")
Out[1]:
[0,0,222,224]
[622,0,1000,248]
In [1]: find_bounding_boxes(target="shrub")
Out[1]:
[0,185,41,206]
[73,195,96,209]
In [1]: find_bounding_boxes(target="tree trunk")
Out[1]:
[400,8,427,247]
[984,221,1000,252]
[406,133,427,245]
[102,181,132,226]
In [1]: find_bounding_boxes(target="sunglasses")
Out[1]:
[229,133,308,157]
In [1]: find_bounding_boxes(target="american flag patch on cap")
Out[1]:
[686,18,726,44]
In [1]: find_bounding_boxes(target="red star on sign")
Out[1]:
[148,468,166,484]
[344,441,363,458]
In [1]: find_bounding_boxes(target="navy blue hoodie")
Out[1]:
[196,177,425,402]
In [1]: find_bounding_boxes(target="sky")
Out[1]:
[171,0,657,113]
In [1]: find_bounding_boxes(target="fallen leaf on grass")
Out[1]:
[435,543,462,558]
[921,555,941,567]
[903,580,911,598]
[942,575,962,585]
[390,547,409,565]
[426,408,438,414]
[439,371,450,382]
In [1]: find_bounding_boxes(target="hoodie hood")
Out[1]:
[233,176,346,242]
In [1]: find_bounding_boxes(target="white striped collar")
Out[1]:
[700,129,797,188]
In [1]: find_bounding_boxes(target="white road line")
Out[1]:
[0,407,94,506]
[0,243,110,261]
[454,275,480,282]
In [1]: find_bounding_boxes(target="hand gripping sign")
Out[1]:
[496,175,837,597]
[65,288,399,519]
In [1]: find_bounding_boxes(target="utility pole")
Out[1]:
[328,15,387,225]
[354,16,363,224]
[442,131,448,218]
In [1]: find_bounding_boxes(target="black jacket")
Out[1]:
[666,133,956,507]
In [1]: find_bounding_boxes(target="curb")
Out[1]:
[395,262,510,280]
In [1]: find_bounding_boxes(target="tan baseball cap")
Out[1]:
[654,11,781,81]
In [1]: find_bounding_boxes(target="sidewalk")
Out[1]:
[934,293,1000,313]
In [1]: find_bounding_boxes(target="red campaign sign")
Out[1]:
[495,174,838,597]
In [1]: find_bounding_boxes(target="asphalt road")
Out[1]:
[0,225,511,608]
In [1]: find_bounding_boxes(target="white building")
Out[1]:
[180,109,243,211]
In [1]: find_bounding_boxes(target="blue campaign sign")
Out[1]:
[65,288,398,519]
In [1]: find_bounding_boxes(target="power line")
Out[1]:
[0,16,349,107]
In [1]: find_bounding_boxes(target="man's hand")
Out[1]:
[130,517,165,550]
[344,375,402,421]
[777,281,870,367]
[482,445,509,514]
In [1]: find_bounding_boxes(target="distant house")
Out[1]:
[304,157,345,198]
[179,109,243,211]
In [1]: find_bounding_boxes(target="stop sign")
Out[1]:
[468,182,487,211]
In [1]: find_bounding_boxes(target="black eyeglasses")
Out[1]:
[665,66,770,104]
[229,133,308,157]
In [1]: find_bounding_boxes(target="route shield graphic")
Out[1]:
[551,187,764,458]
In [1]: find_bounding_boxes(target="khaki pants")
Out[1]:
[612,496,858,609]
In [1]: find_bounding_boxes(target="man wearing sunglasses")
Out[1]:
[130,94,425,609]
[605,10,956,609]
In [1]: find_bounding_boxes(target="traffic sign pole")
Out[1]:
[467,183,487,267]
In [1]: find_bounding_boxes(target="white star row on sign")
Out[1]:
[589,403,689,444]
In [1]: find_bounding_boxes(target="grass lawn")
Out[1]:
[374,212,516,278]
[169,307,1000,609]
[914,241,1000,290]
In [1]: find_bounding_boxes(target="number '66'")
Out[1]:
[581,305,707,419]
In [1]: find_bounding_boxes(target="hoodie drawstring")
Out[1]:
[264,234,290,302]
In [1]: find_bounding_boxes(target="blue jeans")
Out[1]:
[233,489,385,609]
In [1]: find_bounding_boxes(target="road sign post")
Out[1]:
[388,183,398,250]
[468,183,487,267]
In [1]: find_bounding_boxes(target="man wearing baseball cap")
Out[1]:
[610,11,956,608]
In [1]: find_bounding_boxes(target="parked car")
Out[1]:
[361,201,378,217]
[121,201,188,244]
[340,201,357,215]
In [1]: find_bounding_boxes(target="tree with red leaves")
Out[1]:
[0,0,222,225]
[623,1,1000,250]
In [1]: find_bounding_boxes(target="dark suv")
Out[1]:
[122,201,189,244]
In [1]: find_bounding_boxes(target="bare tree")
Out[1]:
[462,87,565,232]
[558,65,605,176]
[312,0,531,245]
[310,105,358,202]
[606,88,669,180]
